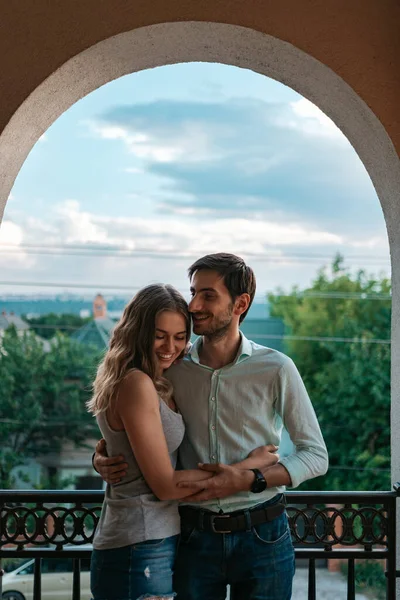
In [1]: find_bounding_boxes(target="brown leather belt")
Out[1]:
[179,501,285,534]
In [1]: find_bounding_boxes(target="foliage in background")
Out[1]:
[24,312,91,339]
[341,561,386,600]
[0,327,102,488]
[269,255,391,491]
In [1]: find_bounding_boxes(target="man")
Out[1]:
[94,252,328,599]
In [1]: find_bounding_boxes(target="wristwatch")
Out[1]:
[250,468,267,493]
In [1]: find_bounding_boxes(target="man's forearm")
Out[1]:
[229,463,292,494]
[260,463,292,488]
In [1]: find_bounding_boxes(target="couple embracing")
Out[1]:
[89,252,328,600]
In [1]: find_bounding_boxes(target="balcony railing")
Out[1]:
[1,487,399,600]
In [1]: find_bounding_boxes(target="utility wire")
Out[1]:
[12,325,391,345]
[0,243,392,263]
[0,280,392,300]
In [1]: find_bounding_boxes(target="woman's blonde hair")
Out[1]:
[87,284,190,415]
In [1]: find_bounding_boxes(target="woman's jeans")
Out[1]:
[91,535,178,600]
[174,496,295,600]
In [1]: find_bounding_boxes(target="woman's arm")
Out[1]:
[116,371,213,500]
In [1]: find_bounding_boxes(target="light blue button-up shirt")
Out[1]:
[166,333,328,513]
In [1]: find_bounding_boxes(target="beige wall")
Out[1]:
[1,1,399,154]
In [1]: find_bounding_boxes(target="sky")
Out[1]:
[0,62,390,301]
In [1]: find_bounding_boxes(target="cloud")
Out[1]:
[0,198,389,297]
[90,97,381,238]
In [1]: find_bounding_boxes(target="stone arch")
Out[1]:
[0,22,399,487]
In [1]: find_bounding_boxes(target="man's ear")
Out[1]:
[234,293,251,318]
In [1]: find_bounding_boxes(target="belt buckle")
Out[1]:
[210,514,231,533]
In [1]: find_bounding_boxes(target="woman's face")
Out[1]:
[154,310,187,372]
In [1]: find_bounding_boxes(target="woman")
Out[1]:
[88,283,276,600]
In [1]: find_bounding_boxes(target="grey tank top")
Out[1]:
[93,396,185,549]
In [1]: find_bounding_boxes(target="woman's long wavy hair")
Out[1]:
[87,284,191,415]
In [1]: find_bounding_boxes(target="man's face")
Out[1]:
[188,270,236,339]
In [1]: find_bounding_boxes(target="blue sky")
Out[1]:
[0,63,389,299]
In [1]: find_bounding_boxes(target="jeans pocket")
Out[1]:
[252,514,291,545]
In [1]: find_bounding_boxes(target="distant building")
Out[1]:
[71,294,115,350]
[0,309,51,351]
[0,310,30,331]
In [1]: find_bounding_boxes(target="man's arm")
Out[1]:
[176,460,291,502]
[177,357,328,501]
[93,439,128,484]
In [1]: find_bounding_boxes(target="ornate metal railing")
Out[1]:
[1,488,399,600]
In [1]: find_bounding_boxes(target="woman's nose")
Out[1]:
[166,338,175,352]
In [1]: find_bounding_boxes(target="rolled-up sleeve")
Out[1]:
[275,357,328,488]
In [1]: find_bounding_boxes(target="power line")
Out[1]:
[250,333,390,345]
[0,244,391,264]
[284,292,391,300]
[0,280,392,300]
[6,325,391,345]
[0,281,142,291]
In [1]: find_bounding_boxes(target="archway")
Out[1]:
[0,20,399,580]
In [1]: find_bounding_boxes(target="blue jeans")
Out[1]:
[91,535,179,599]
[174,496,295,600]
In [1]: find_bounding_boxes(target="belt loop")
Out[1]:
[244,509,252,531]
[198,510,205,531]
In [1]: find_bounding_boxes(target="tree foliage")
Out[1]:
[24,313,91,339]
[268,255,391,491]
[0,327,101,488]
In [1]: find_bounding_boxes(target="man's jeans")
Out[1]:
[174,497,295,600]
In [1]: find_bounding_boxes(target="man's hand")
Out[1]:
[247,444,280,465]
[94,438,128,484]
[177,463,254,502]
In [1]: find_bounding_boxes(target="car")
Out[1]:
[1,549,92,600]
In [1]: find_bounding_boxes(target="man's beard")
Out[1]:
[193,304,234,341]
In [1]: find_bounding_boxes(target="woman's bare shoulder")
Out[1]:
[118,369,157,402]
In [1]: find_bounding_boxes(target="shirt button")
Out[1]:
[211,397,215,401]
[213,371,219,377]
[212,455,216,460]
[211,425,216,430]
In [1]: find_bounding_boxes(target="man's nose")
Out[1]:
[189,295,202,313]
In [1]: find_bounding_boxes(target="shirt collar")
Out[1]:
[187,331,253,366]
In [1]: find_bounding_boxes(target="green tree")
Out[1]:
[0,327,102,488]
[269,255,391,490]
[23,313,91,339]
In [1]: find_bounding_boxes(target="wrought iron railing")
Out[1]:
[1,487,399,600]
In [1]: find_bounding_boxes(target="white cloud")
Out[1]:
[282,98,344,140]
[87,115,225,165]
[8,200,344,256]
[0,220,24,246]
[54,200,110,244]
[0,199,390,295]
[0,220,36,268]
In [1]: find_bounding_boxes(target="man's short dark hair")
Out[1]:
[188,252,256,323]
